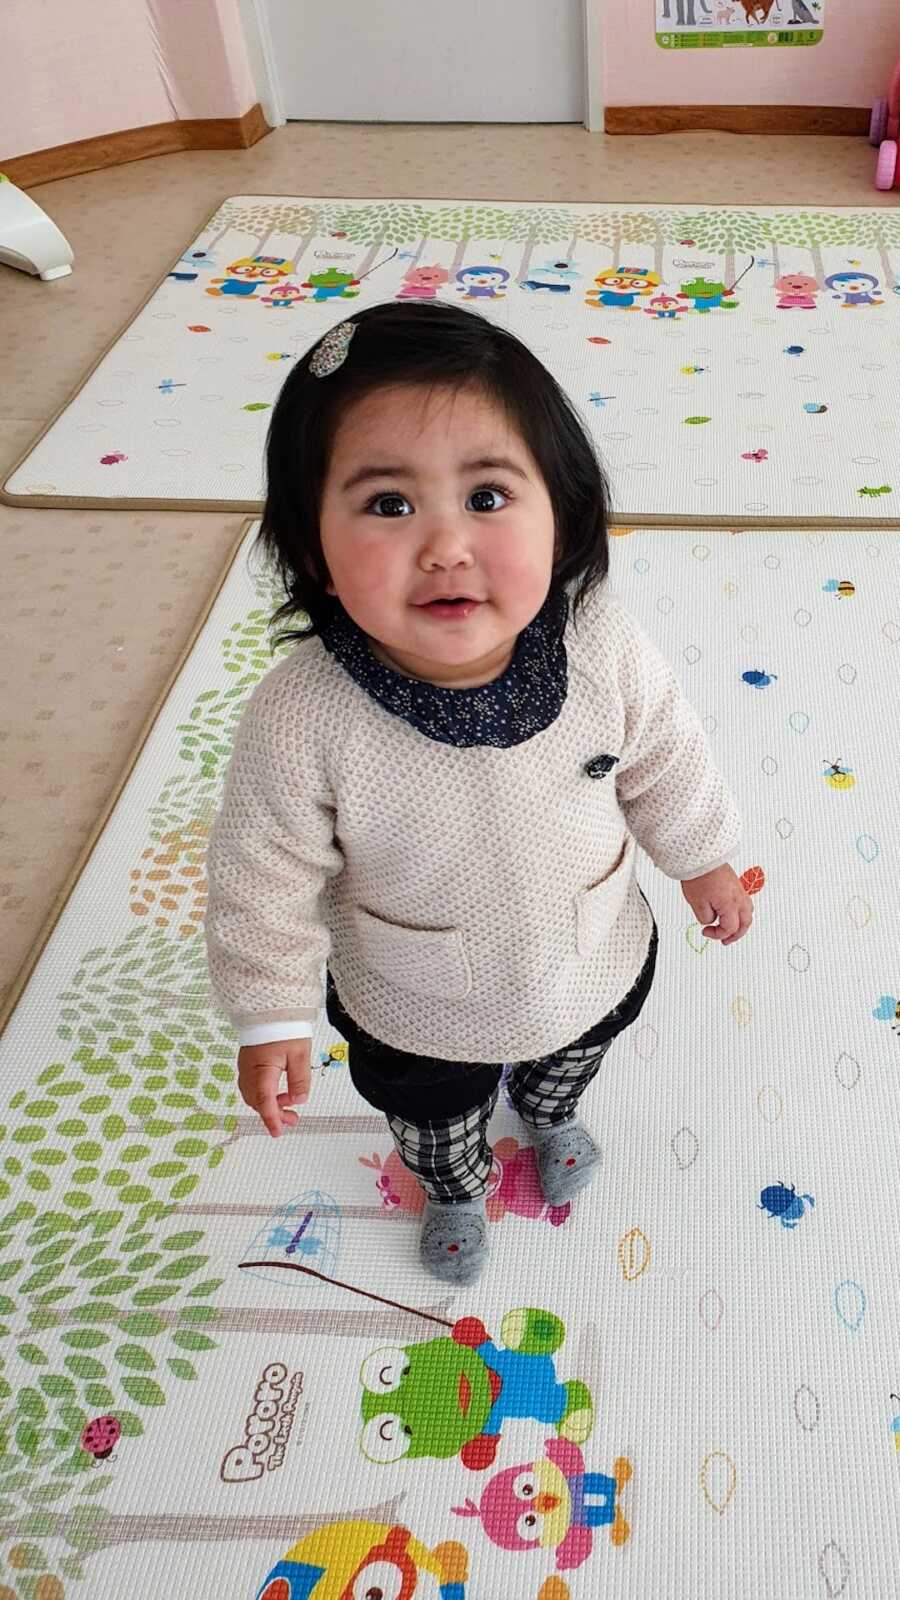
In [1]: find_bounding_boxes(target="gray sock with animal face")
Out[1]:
[420,1197,488,1286]
[528,1117,602,1205]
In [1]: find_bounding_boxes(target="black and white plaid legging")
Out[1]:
[326,920,658,1205]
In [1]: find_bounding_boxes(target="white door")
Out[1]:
[260,0,587,122]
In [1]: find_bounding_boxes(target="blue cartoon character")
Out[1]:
[455,265,510,300]
[205,255,294,298]
[520,260,580,294]
[359,1308,594,1470]
[824,271,883,308]
[454,1438,632,1569]
[741,668,777,689]
[759,1181,815,1229]
[167,247,217,283]
[586,268,659,310]
[873,995,900,1035]
[254,1520,469,1599]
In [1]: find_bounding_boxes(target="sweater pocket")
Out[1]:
[574,833,636,957]
[352,906,473,1001]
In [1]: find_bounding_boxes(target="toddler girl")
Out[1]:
[205,300,752,1288]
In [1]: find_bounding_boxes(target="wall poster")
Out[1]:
[656,0,823,49]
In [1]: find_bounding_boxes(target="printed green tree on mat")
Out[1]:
[0,951,419,1599]
[0,921,235,1591]
[216,196,900,252]
[0,1499,404,1597]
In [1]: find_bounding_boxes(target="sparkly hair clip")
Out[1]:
[309,320,357,377]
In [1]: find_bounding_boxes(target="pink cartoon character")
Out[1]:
[258,282,308,309]
[360,1151,427,1214]
[486,1138,570,1227]
[361,1139,571,1227]
[80,1415,121,1461]
[397,264,450,300]
[773,273,820,310]
[642,292,685,321]
[453,1439,632,1571]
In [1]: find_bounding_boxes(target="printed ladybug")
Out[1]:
[80,1415,121,1461]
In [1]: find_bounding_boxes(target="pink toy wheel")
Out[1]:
[869,98,888,146]
[875,139,898,190]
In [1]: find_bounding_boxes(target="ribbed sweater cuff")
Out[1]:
[237,1019,314,1047]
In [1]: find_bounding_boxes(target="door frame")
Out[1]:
[241,0,604,133]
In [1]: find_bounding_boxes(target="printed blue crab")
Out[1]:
[759,1181,815,1229]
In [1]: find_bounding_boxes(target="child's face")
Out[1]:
[318,382,557,688]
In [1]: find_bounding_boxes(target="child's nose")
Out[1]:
[419,521,474,566]
[535,1493,559,1512]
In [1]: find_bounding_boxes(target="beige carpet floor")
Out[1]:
[1,121,894,1014]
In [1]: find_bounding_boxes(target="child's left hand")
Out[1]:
[680,864,753,946]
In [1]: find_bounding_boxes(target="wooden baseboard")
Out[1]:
[2,104,271,188]
[604,104,870,135]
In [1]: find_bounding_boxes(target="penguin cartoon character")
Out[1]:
[824,271,883,308]
[586,268,658,310]
[455,265,510,300]
[205,255,293,298]
[254,1520,469,1599]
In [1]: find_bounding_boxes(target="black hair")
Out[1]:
[256,299,611,645]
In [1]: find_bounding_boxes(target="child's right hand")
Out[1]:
[237,1039,312,1138]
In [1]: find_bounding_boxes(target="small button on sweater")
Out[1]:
[204,582,742,1062]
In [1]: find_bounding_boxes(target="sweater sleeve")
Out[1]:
[611,601,742,880]
[204,663,344,1034]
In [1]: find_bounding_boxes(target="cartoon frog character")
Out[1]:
[359,1308,594,1471]
[255,1520,469,1599]
[300,268,361,301]
[453,1438,633,1570]
[676,276,738,313]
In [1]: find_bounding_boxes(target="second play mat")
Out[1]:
[3,196,900,526]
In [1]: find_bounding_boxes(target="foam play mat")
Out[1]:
[2,519,899,1600]
[4,197,900,527]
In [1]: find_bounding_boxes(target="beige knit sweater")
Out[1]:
[204,586,741,1061]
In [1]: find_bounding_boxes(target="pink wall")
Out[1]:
[603,0,898,108]
[2,0,258,162]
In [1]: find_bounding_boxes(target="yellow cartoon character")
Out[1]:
[586,267,659,310]
[254,1520,469,1599]
[205,255,293,298]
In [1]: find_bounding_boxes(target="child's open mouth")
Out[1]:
[418,597,482,620]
